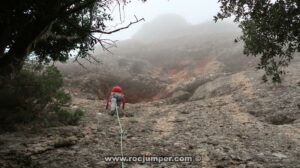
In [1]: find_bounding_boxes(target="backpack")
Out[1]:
[111,92,123,106]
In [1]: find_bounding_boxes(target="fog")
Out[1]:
[57,1,254,103]
[58,14,256,102]
[102,0,220,41]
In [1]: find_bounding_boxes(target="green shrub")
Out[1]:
[45,109,84,127]
[0,63,83,131]
[4,152,40,168]
[57,109,84,126]
[0,139,4,146]
[15,154,40,168]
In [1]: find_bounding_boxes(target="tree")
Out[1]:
[0,63,83,131]
[0,0,145,77]
[215,0,299,82]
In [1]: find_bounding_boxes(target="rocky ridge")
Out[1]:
[1,62,300,168]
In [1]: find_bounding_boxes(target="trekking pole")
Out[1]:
[115,106,125,168]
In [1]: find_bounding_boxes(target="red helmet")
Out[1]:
[111,86,122,93]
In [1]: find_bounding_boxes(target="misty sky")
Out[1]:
[102,0,220,41]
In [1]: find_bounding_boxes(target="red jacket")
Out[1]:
[106,86,126,110]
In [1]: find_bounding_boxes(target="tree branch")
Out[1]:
[38,20,80,42]
[90,16,145,34]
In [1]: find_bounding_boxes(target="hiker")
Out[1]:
[106,86,126,115]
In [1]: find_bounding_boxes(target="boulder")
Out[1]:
[190,76,236,101]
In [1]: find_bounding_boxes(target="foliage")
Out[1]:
[5,151,41,168]
[14,155,40,168]
[0,63,83,131]
[45,109,84,127]
[215,0,300,82]
[0,0,145,77]
[0,139,4,146]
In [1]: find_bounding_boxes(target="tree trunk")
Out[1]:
[0,19,52,78]
[0,51,27,78]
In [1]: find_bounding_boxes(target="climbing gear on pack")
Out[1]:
[112,92,123,106]
[110,97,117,115]
[109,92,125,115]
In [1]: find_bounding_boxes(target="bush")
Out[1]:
[45,109,84,127]
[0,63,83,131]
[14,154,40,168]
[2,151,40,168]
[0,139,4,146]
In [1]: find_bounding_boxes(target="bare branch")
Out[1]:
[73,55,88,70]
[90,17,145,34]
[87,54,102,64]
[97,39,117,51]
